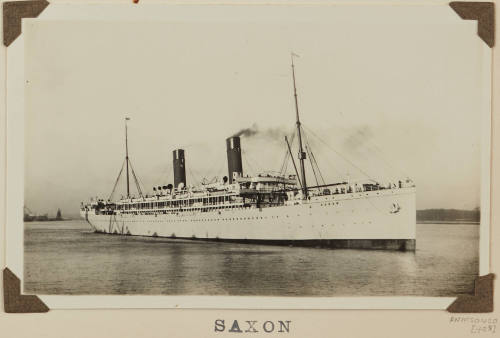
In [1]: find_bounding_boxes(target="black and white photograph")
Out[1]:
[3,3,492,309]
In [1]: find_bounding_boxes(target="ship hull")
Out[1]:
[81,187,416,251]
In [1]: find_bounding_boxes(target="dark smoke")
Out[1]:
[232,123,288,141]
[232,123,259,137]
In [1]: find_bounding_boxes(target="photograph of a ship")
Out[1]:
[82,57,416,252]
[23,14,484,298]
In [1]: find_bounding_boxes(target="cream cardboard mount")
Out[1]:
[1,0,495,312]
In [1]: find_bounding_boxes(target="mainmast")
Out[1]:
[125,117,130,198]
[291,53,308,198]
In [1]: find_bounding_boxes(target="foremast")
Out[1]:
[125,117,130,198]
[108,117,143,201]
[291,53,308,198]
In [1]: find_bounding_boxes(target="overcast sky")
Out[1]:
[24,15,486,216]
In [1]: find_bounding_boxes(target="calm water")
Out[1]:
[24,220,479,296]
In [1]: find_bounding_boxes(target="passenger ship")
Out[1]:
[81,58,416,251]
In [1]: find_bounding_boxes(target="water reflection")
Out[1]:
[24,221,478,296]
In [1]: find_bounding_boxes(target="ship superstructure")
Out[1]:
[81,57,416,251]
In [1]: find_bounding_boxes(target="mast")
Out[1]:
[125,117,130,198]
[285,136,302,190]
[291,53,308,198]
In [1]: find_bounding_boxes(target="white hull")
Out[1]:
[81,187,416,250]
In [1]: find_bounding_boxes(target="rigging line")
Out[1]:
[285,136,302,190]
[279,147,288,174]
[302,124,375,181]
[337,125,403,179]
[129,163,141,196]
[157,161,173,186]
[302,128,326,186]
[204,148,226,180]
[108,159,126,201]
[321,151,344,180]
[241,149,257,176]
[301,126,342,179]
[279,132,292,174]
[285,128,297,173]
[280,128,297,175]
[135,168,146,196]
[334,115,410,179]
[206,152,227,183]
[187,165,200,187]
[241,148,267,174]
[132,167,144,195]
[280,149,290,176]
[364,138,410,179]
[198,148,219,180]
[128,159,144,197]
[305,144,320,188]
[207,155,221,176]
[302,129,317,183]
[242,148,266,175]
[309,148,326,186]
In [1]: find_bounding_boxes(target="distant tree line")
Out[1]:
[24,208,64,222]
[416,208,480,223]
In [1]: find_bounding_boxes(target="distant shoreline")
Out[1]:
[26,220,480,225]
[27,209,481,225]
[417,221,479,225]
[416,208,480,224]
[24,218,79,223]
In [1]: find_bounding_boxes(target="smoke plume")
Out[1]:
[232,123,259,137]
[232,123,288,141]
